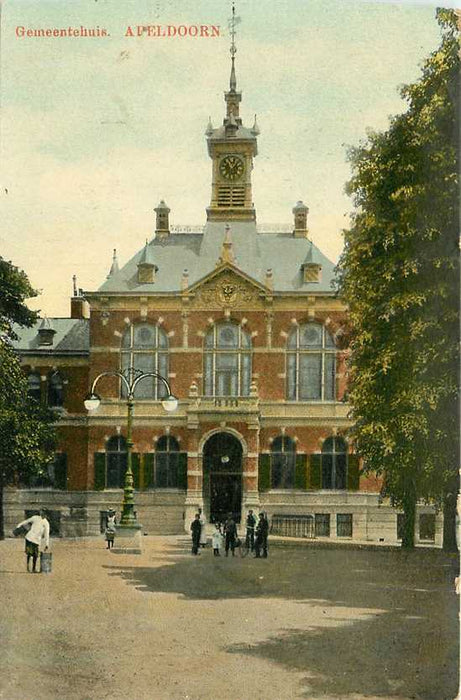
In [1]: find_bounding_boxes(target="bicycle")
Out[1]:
[235,535,251,557]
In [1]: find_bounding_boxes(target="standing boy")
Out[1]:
[15,509,50,573]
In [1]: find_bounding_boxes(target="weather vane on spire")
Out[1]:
[228,2,241,91]
[229,2,237,57]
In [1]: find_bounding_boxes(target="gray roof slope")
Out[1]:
[97,222,336,294]
[10,319,90,353]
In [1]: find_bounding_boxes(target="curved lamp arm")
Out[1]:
[84,369,178,412]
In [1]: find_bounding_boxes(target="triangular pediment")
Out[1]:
[187,263,267,310]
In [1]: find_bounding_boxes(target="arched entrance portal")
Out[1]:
[203,432,243,524]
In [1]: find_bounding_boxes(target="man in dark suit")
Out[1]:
[254,512,269,558]
[190,513,202,555]
[224,514,237,557]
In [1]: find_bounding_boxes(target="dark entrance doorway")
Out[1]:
[203,432,243,524]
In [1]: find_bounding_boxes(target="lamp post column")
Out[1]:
[120,396,137,527]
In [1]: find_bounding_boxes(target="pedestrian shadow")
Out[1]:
[102,544,458,699]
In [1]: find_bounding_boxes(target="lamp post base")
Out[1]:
[114,523,143,554]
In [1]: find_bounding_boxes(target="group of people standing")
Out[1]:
[190,508,269,558]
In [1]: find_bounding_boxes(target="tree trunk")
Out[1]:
[442,475,459,552]
[0,471,4,541]
[401,490,416,549]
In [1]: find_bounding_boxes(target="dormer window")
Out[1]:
[38,318,56,346]
[301,262,322,284]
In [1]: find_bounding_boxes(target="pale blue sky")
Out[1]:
[0,0,448,315]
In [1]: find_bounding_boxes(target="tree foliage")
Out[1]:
[0,257,39,340]
[336,10,459,548]
[0,260,56,538]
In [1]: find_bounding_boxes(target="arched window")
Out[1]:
[204,322,251,397]
[287,323,336,401]
[47,371,64,408]
[121,324,168,399]
[271,435,296,489]
[106,435,127,489]
[321,437,347,489]
[27,373,41,403]
[155,435,179,488]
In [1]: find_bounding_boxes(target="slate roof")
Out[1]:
[10,319,90,353]
[97,221,336,295]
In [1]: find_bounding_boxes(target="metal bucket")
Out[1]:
[40,552,52,574]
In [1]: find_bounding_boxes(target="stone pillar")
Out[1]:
[184,428,203,533]
[242,420,260,521]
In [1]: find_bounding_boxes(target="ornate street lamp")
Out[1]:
[84,367,178,529]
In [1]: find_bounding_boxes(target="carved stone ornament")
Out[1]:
[194,274,258,309]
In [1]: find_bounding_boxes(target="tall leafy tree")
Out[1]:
[0,257,39,340]
[336,10,459,549]
[0,258,56,539]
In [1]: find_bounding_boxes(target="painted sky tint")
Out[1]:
[0,0,443,316]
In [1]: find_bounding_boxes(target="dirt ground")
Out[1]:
[0,535,458,700]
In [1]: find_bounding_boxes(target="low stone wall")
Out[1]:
[259,491,442,546]
[3,488,186,537]
[4,488,442,546]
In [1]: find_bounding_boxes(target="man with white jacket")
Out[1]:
[15,509,50,573]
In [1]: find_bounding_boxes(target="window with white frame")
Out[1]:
[27,372,41,403]
[48,371,64,408]
[121,324,168,399]
[154,435,180,488]
[204,322,251,396]
[106,435,127,488]
[270,435,296,489]
[321,437,347,489]
[287,323,336,400]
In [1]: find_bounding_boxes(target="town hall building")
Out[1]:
[6,34,441,546]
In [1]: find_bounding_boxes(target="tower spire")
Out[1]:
[229,2,237,91]
[224,3,242,125]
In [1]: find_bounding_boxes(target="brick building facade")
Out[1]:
[6,42,440,546]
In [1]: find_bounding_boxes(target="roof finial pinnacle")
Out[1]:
[217,223,235,265]
[107,248,119,279]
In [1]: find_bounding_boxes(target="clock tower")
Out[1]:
[206,8,259,222]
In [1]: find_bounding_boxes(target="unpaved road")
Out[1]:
[0,536,458,700]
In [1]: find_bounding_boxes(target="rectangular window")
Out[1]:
[419,513,436,541]
[157,353,168,398]
[204,354,213,395]
[396,513,405,540]
[321,454,333,489]
[337,513,353,537]
[315,513,330,537]
[324,354,336,400]
[241,354,251,397]
[133,354,155,398]
[299,354,321,399]
[287,354,296,400]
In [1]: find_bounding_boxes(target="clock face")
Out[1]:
[219,155,244,181]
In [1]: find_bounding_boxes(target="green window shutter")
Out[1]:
[94,453,106,490]
[258,454,271,492]
[308,454,322,490]
[347,454,360,491]
[54,453,68,490]
[132,453,140,490]
[177,453,188,490]
[144,453,155,489]
[295,454,307,489]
